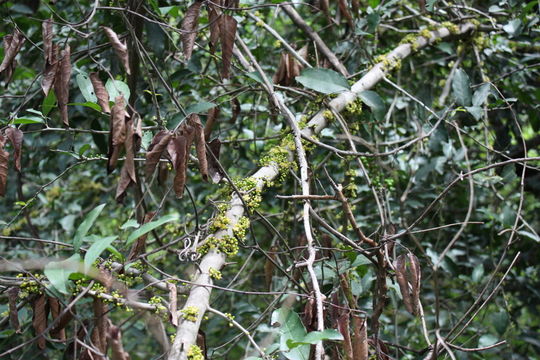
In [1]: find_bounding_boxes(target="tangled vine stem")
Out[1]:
[168,22,477,360]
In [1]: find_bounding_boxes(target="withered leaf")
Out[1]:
[54,45,71,127]
[5,127,23,172]
[337,311,354,360]
[181,1,203,60]
[145,130,172,178]
[48,296,66,341]
[351,315,368,360]
[196,330,207,359]
[230,98,240,123]
[168,282,178,326]
[0,135,9,197]
[206,138,224,183]
[187,114,208,181]
[127,211,155,261]
[8,287,20,333]
[219,14,237,79]
[102,27,130,75]
[89,72,111,113]
[302,296,316,330]
[158,162,169,185]
[0,29,25,74]
[115,118,136,202]
[133,113,143,152]
[338,0,355,28]
[42,19,54,64]
[108,325,130,360]
[41,44,58,96]
[32,294,48,350]
[394,253,421,316]
[107,96,127,172]
[207,3,221,53]
[169,135,188,198]
[204,106,219,140]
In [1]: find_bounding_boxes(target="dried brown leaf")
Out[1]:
[108,96,127,172]
[187,114,208,181]
[219,14,237,79]
[338,0,355,28]
[48,296,66,340]
[8,287,20,333]
[115,118,136,201]
[169,135,187,198]
[89,72,111,113]
[351,315,368,360]
[145,130,172,178]
[0,135,9,197]
[108,325,130,360]
[168,282,178,326]
[32,294,48,350]
[158,161,169,185]
[302,296,316,330]
[41,44,58,95]
[206,138,224,183]
[230,98,240,123]
[337,311,353,360]
[42,19,54,64]
[204,106,219,140]
[0,29,25,74]
[207,3,221,52]
[127,211,155,261]
[196,330,207,359]
[181,1,203,60]
[394,253,421,316]
[5,127,23,172]
[408,253,421,315]
[102,27,130,75]
[54,45,71,127]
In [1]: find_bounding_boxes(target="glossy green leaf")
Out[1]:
[126,214,179,245]
[358,90,386,120]
[472,83,492,107]
[452,68,472,106]
[84,236,117,272]
[69,102,102,112]
[286,329,344,349]
[271,308,309,360]
[44,254,81,294]
[12,116,43,124]
[73,204,106,252]
[76,73,98,103]
[42,89,57,116]
[105,79,131,102]
[186,101,216,115]
[296,68,350,94]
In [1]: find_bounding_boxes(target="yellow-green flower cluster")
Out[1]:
[18,274,44,297]
[232,216,250,240]
[209,212,231,233]
[441,21,460,34]
[187,345,204,360]
[346,98,363,115]
[181,306,199,322]
[199,235,239,256]
[149,296,167,315]
[209,267,222,280]
[374,54,402,71]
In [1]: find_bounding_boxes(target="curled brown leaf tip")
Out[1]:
[188,114,208,181]
[90,72,111,113]
[145,130,172,178]
[108,96,127,172]
[181,1,203,60]
[219,14,237,79]
[102,26,131,75]
[0,29,26,85]
[0,135,9,197]
[55,45,72,127]
[4,127,23,173]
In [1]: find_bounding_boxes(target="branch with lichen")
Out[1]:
[167,21,477,360]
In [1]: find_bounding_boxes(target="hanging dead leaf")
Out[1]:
[108,325,130,360]
[48,296,66,340]
[181,1,203,60]
[351,315,368,360]
[32,294,48,350]
[207,3,221,53]
[219,14,237,79]
[273,47,307,87]
[5,127,23,172]
[206,138,223,183]
[187,114,208,181]
[89,72,111,113]
[204,106,219,140]
[394,253,421,316]
[54,45,71,127]
[302,295,317,330]
[42,19,54,64]
[0,29,25,83]
[127,211,155,261]
[8,287,20,333]
[337,311,353,360]
[196,330,207,359]
[42,43,58,96]
[145,130,172,178]
[102,27,130,75]
[0,135,9,197]
[367,338,391,360]
[158,161,169,185]
[169,135,188,198]
[115,118,136,201]
[107,96,127,172]
[50,303,74,339]
[133,113,142,151]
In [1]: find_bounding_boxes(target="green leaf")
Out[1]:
[126,214,179,245]
[478,334,499,347]
[186,101,216,115]
[286,329,344,349]
[69,102,102,112]
[105,79,131,102]
[472,83,492,107]
[12,116,44,124]
[84,236,117,272]
[44,254,81,294]
[76,73,98,103]
[296,68,350,94]
[358,90,386,120]
[503,19,523,38]
[73,204,106,252]
[42,90,57,116]
[465,106,482,120]
[452,69,472,106]
[121,219,140,230]
[271,308,309,360]
[245,71,267,84]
